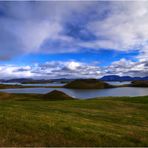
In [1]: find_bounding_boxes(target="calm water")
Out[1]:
[21,83,65,86]
[106,81,131,85]
[0,87,148,99]
[0,82,21,85]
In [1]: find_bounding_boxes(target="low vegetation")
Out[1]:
[0,84,22,89]
[64,79,114,89]
[130,80,148,87]
[0,92,148,147]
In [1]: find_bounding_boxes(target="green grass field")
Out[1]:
[0,93,148,146]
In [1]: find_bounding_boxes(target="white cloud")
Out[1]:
[0,61,102,79]
[105,58,148,77]
[0,59,148,79]
[85,1,148,58]
[137,45,148,62]
[66,61,80,70]
[0,65,33,79]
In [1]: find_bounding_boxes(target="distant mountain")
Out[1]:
[0,78,74,84]
[143,76,148,80]
[1,78,34,83]
[1,76,148,83]
[100,75,148,81]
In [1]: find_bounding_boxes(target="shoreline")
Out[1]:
[0,91,148,101]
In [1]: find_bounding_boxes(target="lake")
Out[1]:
[106,81,131,85]
[21,83,65,87]
[0,87,148,99]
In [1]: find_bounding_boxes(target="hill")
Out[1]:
[43,90,74,100]
[64,79,113,89]
[0,78,73,84]
[1,78,34,83]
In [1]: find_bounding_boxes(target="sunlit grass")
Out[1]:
[0,93,148,146]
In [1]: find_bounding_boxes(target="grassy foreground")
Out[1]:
[0,93,148,146]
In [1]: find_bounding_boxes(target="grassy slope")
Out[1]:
[0,94,148,146]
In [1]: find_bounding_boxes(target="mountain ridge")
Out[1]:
[100,75,148,81]
[0,75,148,83]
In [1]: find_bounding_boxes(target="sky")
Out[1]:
[0,1,148,79]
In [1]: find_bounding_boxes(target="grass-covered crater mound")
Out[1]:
[64,79,113,89]
[43,90,74,100]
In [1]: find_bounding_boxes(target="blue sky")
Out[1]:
[0,1,148,79]
[0,50,139,67]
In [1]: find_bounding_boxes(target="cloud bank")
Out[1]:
[0,59,148,79]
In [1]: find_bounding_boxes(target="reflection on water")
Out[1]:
[0,87,148,99]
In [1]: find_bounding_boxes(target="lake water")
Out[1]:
[21,83,65,87]
[106,81,131,85]
[0,87,148,99]
[0,82,21,85]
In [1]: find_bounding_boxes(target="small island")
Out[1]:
[64,79,114,89]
